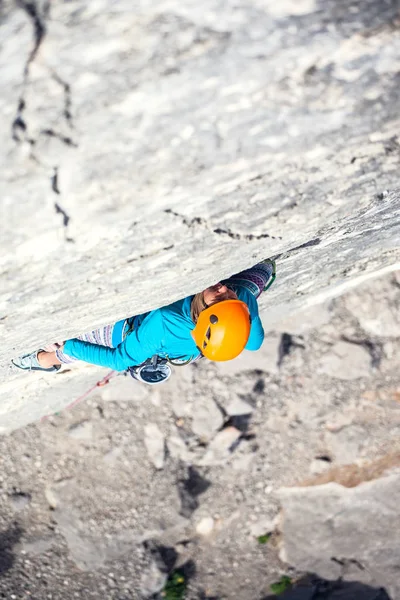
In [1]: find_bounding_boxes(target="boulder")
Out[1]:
[318,341,371,380]
[278,471,400,598]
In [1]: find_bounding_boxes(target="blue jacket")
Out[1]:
[63,286,264,371]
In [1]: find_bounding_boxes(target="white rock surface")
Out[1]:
[144,423,165,470]
[0,0,399,431]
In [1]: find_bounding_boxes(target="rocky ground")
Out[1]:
[0,270,399,599]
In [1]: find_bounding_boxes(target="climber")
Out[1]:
[12,260,275,383]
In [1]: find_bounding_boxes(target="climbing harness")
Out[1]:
[123,317,195,384]
[128,355,172,385]
[127,353,197,385]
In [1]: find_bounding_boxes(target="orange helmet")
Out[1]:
[192,299,251,361]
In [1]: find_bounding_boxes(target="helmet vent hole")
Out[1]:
[210,315,218,324]
[206,327,211,340]
[202,341,207,349]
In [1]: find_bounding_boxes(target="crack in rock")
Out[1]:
[164,209,281,240]
[51,167,60,195]
[41,129,78,148]
[54,200,74,243]
[12,0,49,142]
[18,0,49,76]
[331,556,365,571]
[272,237,321,261]
[51,70,74,129]
[12,0,78,216]
[126,244,175,264]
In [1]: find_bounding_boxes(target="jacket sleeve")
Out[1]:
[241,290,264,351]
[63,310,165,371]
[245,314,264,351]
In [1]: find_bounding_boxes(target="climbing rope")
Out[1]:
[41,369,119,422]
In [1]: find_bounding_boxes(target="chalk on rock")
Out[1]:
[144,423,165,470]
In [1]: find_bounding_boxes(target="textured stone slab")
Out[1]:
[278,472,400,598]
[318,341,371,380]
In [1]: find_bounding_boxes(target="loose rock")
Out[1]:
[140,560,167,598]
[318,341,371,380]
[144,423,165,470]
[167,433,191,462]
[226,397,253,416]
[199,426,241,465]
[68,420,93,441]
[344,277,400,338]
[249,518,274,537]
[9,492,31,511]
[196,517,214,536]
[191,397,224,442]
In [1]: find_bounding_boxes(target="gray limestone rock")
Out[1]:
[191,396,224,442]
[68,420,93,440]
[318,341,371,380]
[278,472,400,598]
[226,397,253,416]
[343,275,400,338]
[144,423,165,470]
[9,491,31,511]
[19,537,55,557]
[140,560,167,598]
[167,432,192,462]
[199,426,241,465]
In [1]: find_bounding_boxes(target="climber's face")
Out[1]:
[203,283,238,307]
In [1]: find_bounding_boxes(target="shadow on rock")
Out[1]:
[261,574,392,600]
[178,466,211,518]
[0,522,23,576]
